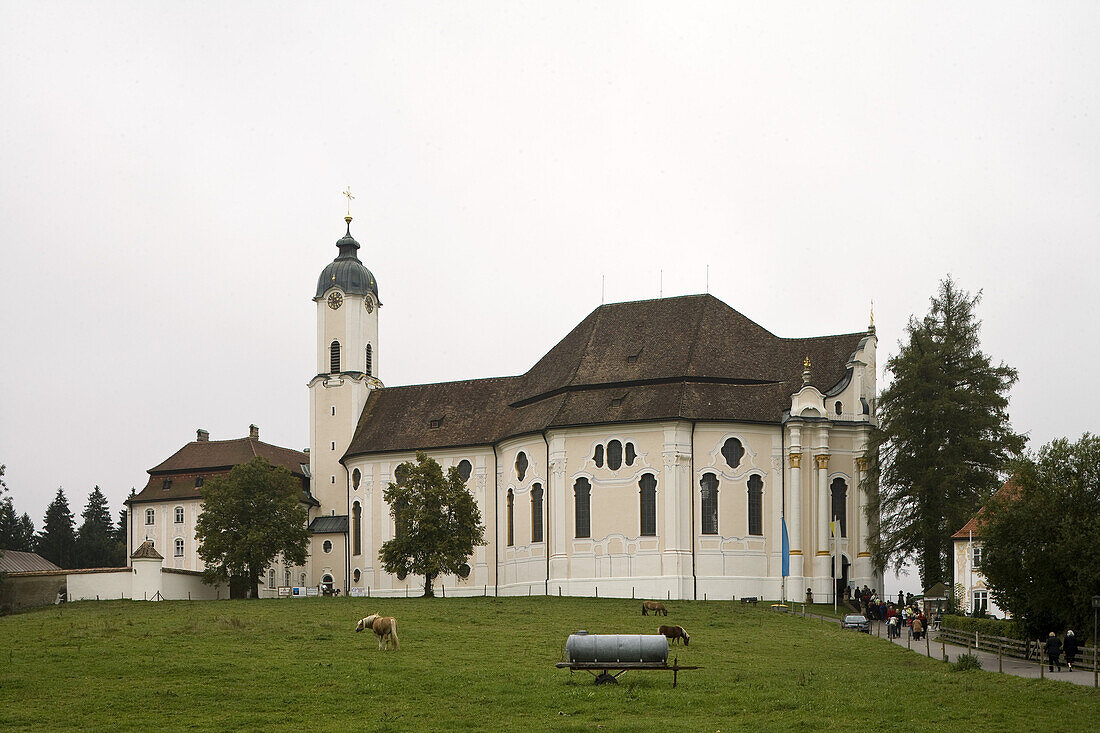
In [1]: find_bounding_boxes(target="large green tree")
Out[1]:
[380,451,486,597]
[865,278,1025,587]
[75,487,124,568]
[36,488,77,569]
[195,458,310,599]
[980,434,1100,639]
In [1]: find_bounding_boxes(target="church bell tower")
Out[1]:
[307,200,382,589]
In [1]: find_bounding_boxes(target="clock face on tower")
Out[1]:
[327,292,344,310]
[364,295,374,313]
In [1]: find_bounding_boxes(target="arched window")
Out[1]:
[268,569,275,587]
[174,506,184,524]
[607,440,623,470]
[625,442,637,466]
[531,483,544,542]
[747,474,763,536]
[593,444,604,468]
[352,501,362,556]
[145,508,155,525]
[574,478,591,538]
[457,459,472,482]
[506,489,514,546]
[700,473,719,535]
[515,452,528,481]
[722,438,744,469]
[639,474,657,537]
[352,469,361,490]
[174,538,184,557]
[285,570,291,586]
[830,478,848,537]
[330,340,341,373]
[300,573,306,586]
[365,343,373,377]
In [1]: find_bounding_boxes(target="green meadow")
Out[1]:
[0,596,1096,732]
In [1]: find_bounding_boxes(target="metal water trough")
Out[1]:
[556,631,699,686]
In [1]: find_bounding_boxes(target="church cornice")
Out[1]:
[508,375,782,409]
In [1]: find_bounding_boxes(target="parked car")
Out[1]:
[842,614,870,633]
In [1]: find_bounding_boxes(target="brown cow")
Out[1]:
[355,614,400,650]
[641,601,668,616]
[659,625,690,646]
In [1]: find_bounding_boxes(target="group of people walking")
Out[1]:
[848,585,930,640]
[1044,630,1081,672]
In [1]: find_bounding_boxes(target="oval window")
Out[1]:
[721,438,745,469]
[458,563,471,579]
[515,451,528,481]
[607,440,623,471]
[457,459,472,482]
[322,540,333,553]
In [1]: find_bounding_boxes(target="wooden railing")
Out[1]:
[936,627,1097,671]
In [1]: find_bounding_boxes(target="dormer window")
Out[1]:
[429,418,443,429]
[610,396,624,408]
[626,347,642,364]
[194,477,203,488]
[162,479,172,490]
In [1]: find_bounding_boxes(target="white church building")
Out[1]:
[308,214,883,601]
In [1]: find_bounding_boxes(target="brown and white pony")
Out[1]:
[355,614,400,650]
[642,601,668,616]
[659,625,690,646]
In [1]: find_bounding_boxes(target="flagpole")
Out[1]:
[832,520,837,615]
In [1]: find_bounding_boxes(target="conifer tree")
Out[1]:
[0,497,35,551]
[75,487,122,567]
[36,488,77,568]
[864,277,1025,587]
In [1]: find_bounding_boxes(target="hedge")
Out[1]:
[941,614,1025,640]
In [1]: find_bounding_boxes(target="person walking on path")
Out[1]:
[1063,630,1079,671]
[1044,632,1062,672]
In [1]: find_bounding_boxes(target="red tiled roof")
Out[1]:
[951,477,1020,539]
[346,294,868,457]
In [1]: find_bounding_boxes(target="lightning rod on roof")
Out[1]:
[601,274,605,305]
[659,269,663,298]
[706,264,709,294]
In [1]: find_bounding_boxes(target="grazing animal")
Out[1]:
[355,614,400,650]
[659,625,690,646]
[641,601,668,616]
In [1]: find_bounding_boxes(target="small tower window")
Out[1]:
[366,344,373,377]
[330,340,341,373]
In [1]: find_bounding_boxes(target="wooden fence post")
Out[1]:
[999,643,1003,673]
[1039,641,1045,679]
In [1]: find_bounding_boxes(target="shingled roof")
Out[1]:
[951,477,1020,539]
[129,434,315,506]
[0,550,61,574]
[346,294,867,457]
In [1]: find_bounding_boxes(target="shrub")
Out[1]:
[952,653,983,672]
[941,614,1024,640]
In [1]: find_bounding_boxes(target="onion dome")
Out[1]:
[315,216,380,301]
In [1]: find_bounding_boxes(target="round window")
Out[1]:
[457,563,471,579]
[352,568,361,583]
[322,540,333,553]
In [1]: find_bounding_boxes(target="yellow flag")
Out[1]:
[830,520,836,538]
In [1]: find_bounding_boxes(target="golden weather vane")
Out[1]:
[343,186,355,218]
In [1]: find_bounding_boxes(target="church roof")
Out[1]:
[951,477,1020,539]
[129,434,315,506]
[315,219,380,301]
[130,540,163,560]
[345,294,867,457]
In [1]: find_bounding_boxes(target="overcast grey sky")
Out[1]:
[2,3,1097,591]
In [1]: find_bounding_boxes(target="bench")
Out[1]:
[555,657,701,687]
[739,596,759,605]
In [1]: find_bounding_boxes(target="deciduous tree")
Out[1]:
[36,488,76,569]
[980,434,1100,638]
[379,451,486,597]
[865,277,1025,587]
[194,458,309,599]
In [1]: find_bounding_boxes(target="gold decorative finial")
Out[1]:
[802,355,812,385]
[870,299,875,326]
[803,356,811,370]
[342,186,355,220]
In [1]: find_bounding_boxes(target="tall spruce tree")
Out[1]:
[75,487,122,567]
[36,488,77,569]
[1,497,36,551]
[864,277,1025,587]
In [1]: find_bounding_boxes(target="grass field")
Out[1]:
[1,596,1097,732]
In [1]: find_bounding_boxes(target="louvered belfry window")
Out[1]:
[330,341,341,373]
[366,343,373,376]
